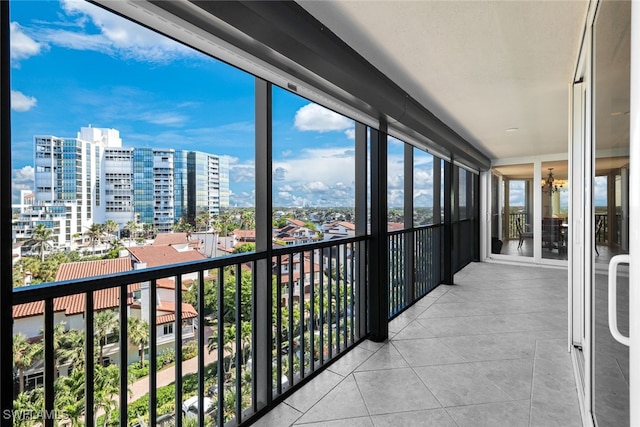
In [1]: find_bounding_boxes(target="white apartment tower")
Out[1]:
[14,126,230,248]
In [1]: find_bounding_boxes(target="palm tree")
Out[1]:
[93,364,120,427]
[56,369,85,426]
[86,223,104,254]
[240,209,255,230]
[207,324,235,375]
[142,223,157,239]
[59,329,84,372]
[124,220,138,241]
[128,317,149,367]
[103,219,119,242]
[13,390,42,427]
[95,309,119,365]
[32,223,53,262]
[13,333,39,393]
[196,211,211,232]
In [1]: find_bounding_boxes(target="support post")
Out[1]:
[0,0,14,415]
[369,127,388,341]
[355,122,368,337]
[254,77,273,408]
[404,144,414,304]
[443,159,454,285]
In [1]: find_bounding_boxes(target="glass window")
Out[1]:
[387,136,404,227]
[413,148,434,226]
[272,87,356,245]
[490,163,534,258]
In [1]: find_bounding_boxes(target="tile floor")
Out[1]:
[256,262,582,427]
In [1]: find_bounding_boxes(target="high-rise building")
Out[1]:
[187,151,228,222]
[13,126,230,248]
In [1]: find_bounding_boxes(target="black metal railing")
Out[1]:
[507,212,528,240]
[594,213,624,245]
[388,225,442,318]
[11,236,368,427]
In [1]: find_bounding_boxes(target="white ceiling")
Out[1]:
[299,0,589,162]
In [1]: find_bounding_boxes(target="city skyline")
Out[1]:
[9,0,425,209]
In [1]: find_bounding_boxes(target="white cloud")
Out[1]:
[10,22,45,64]
[344,128,355,140]
[294,103,352,132]
[302,181,330,193]
[11,90,37,112]
[222,156,239,165]
[12,166,35,203]
[388,136,404,145]
[278,184,294,192]
[137,111,187,126]
[231,165,255,183]
[274,167,287,181]
[27,0,194,64]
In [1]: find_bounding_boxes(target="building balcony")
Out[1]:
[263,262,580,426]
[8,227,582,426]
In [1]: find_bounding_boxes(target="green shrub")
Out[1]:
[182,341,198,361]
[158,348,176,367]
[128,360,149,380]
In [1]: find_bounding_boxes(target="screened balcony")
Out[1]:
[2,1,587,426]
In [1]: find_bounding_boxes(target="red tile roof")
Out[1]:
[337,222,356,230]
[14,258,137,319]
[153,233,189,246]
[388,222,404,231]
[128,245,206,267]
[232,229,256,239]
[157,278,188,291]
[157,301,198,324]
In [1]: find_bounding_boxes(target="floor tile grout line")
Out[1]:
[439,397,532,410]
[280,402,304,427]
[529,339,539,427]
[351,372,374,418]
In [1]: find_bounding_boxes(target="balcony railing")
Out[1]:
[388,225,442,318]
[11,236,369,427]
[507,212,528,240]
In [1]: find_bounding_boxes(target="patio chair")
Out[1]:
[595,218,604,256]
[542,217,563,251]
[516,217,533,249]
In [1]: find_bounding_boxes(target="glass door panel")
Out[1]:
[490,163,534,258]
[541,161,569,261]
[593,0,630,425]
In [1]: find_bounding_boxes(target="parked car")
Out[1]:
[182,396,213,418]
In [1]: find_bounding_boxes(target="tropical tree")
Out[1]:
[128,317,149,366]
[207,324,236,375]
[13,333,40,394]
[13,389,42,427]
[232,243,255,254]
[59,328,85,372]
[196,211,211,232]
[93,364,120,426]
[46,323,84,380]
[103,219,119,241]
[95,309,119,365]
[32,223,53,262]
[173,216,194,240]
[142,223,157,239]
[240,209,255,230]
[56,369,85,426]
[124,220,139,240]
[86,223,104,254]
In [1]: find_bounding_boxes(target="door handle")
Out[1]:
[608,254,630,346]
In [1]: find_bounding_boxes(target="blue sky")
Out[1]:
[10,0,429,208]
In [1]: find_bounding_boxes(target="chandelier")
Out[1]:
[541,168,563,194]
